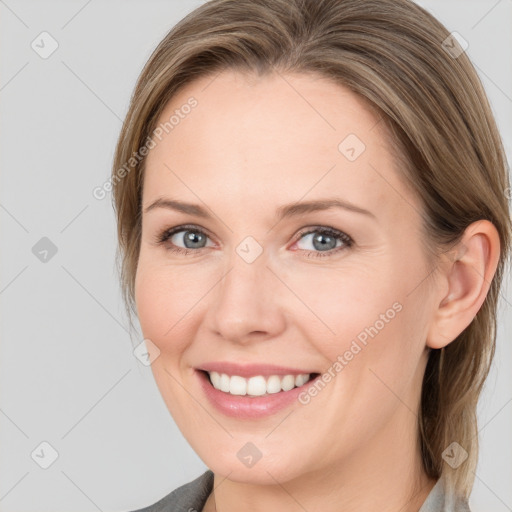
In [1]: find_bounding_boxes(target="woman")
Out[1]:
[112,0,511,510]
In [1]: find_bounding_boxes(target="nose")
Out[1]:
[204,254,287,345]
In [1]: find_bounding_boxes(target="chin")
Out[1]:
[202,449,308,485]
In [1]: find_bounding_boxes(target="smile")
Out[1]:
[195,368,322,419]
[206,371,318,396]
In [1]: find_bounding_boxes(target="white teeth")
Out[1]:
[230,375,247,395]
[207,371,313,396]
[247,376,267,396]
[281,374,295,391]
[219,373,230,393]
[295,374,308,387]
[266,375,282,394]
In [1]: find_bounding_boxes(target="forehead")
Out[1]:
[142,70,422,224]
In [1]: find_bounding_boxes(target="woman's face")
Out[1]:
[135,70,439,484]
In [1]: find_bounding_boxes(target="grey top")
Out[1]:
[129,469,471,512]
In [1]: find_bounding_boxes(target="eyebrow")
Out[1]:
[144,197,376,220]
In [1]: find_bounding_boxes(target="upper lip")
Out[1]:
[196,362,318,378]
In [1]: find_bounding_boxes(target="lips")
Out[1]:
[195,368,323,419]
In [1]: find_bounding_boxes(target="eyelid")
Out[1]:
[293,225,353,244]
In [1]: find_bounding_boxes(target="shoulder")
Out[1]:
[128,469,214,512]
[419,475,472,512]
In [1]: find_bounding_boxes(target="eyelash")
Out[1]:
[154,224,353,258]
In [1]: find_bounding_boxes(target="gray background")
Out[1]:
[0,1,511,511]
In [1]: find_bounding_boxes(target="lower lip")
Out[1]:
[195,369,321,419]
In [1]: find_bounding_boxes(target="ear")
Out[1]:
[426,220,501,350]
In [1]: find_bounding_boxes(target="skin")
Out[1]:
[134,70,500,512]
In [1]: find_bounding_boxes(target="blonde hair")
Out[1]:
[111,0,511,498]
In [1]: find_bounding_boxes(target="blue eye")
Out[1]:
[155,225,353,258]
[293,227,353,258]
[156,224,214,256]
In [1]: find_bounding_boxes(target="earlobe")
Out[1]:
[426,220,501,350]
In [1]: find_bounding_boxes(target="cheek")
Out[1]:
[134,253,224,364]
[284,265,406,350]
[134,258,194,358]
[296,257,429,382]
